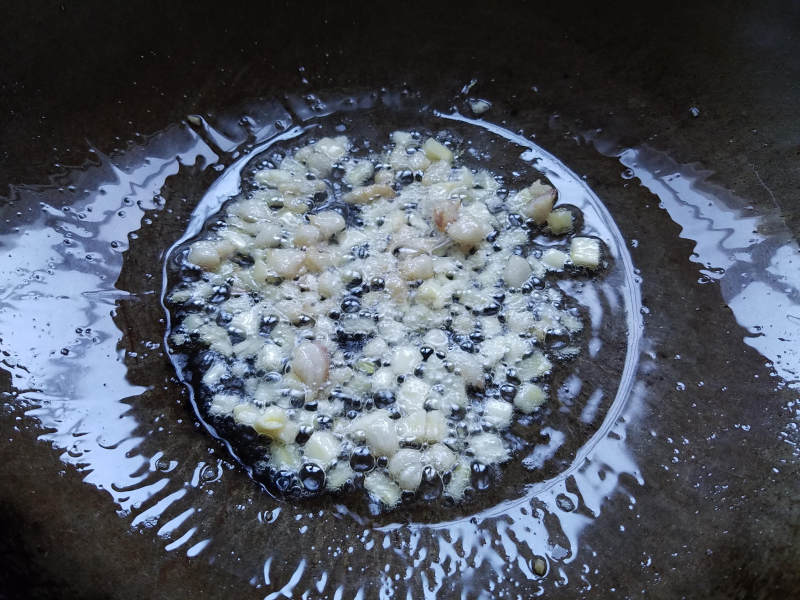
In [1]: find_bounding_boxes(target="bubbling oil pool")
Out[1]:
[165,124,618,509]
[0,92,647,597]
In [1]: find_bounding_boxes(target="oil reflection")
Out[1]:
[599,143,798,391]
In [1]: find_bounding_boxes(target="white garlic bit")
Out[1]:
[469,99,491,114]
[388,449,424,490]
[353,410,400,457]
[291,342,330,389]
[343,183,396,204]
[471,433,510,464]
[514,180,557,224]
[484,399,513,428]
[253,406,288,436]
[446,216,490,248]
[425,443,457,473]
[542,249,568,269]
[310,210,346,238]
[266,248,306,278]
[365,472,401,506]
[515,384,547,413]
[187,241,221,270]
[503,254,533,288]
[570,236,602,269]
[422,138,453,163]
[546,208,574,235]
[304,431,341,466]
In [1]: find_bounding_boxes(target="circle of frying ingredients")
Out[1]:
[167,131,605,508]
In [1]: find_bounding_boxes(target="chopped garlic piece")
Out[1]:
[424,410,448,442]
[326,463,354,491]
[542,249,568,269]
[514,180,557,224]
[515,384,547,413]
[292,224,320,247]
[425,443,457,472]
[397,379,430,412]
[503,255,533,288]
[253,406,288,437]
[304,431,340,465]
[570,236,602,269]
[233,404,260,426]
[484,399,513,428]
[422,138,453,163]
[396,410,426,443]
[187,241,221,270]
[445,460,472,499]
[471,433,509,464]
[352,410,399,457]
[400,254,434,280]
[365,472,401,506]
[291,342,329,388]
[546,209,574,235]
[210,393,238,416]
[446,216,490,248]
[388,449,424,490]
[392,346,420,374]
[309,211,346,237]
[202,361,227,386]
[344,160,375,187]
[469,99,492,114]
[343,184,396,204]
[294,136,348,177]
[266,248,305,278]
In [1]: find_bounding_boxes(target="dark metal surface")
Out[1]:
[1,1,798,598]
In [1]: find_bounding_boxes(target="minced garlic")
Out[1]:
[166,130,605,508]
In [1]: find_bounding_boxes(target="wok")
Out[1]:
[0,1,798,598]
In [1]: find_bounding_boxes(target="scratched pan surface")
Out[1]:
[0,2,798,599]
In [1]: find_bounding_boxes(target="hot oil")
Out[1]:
[163,114,638,517]
[0,90,649,597]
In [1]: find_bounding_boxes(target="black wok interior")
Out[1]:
[1,1,798,598]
